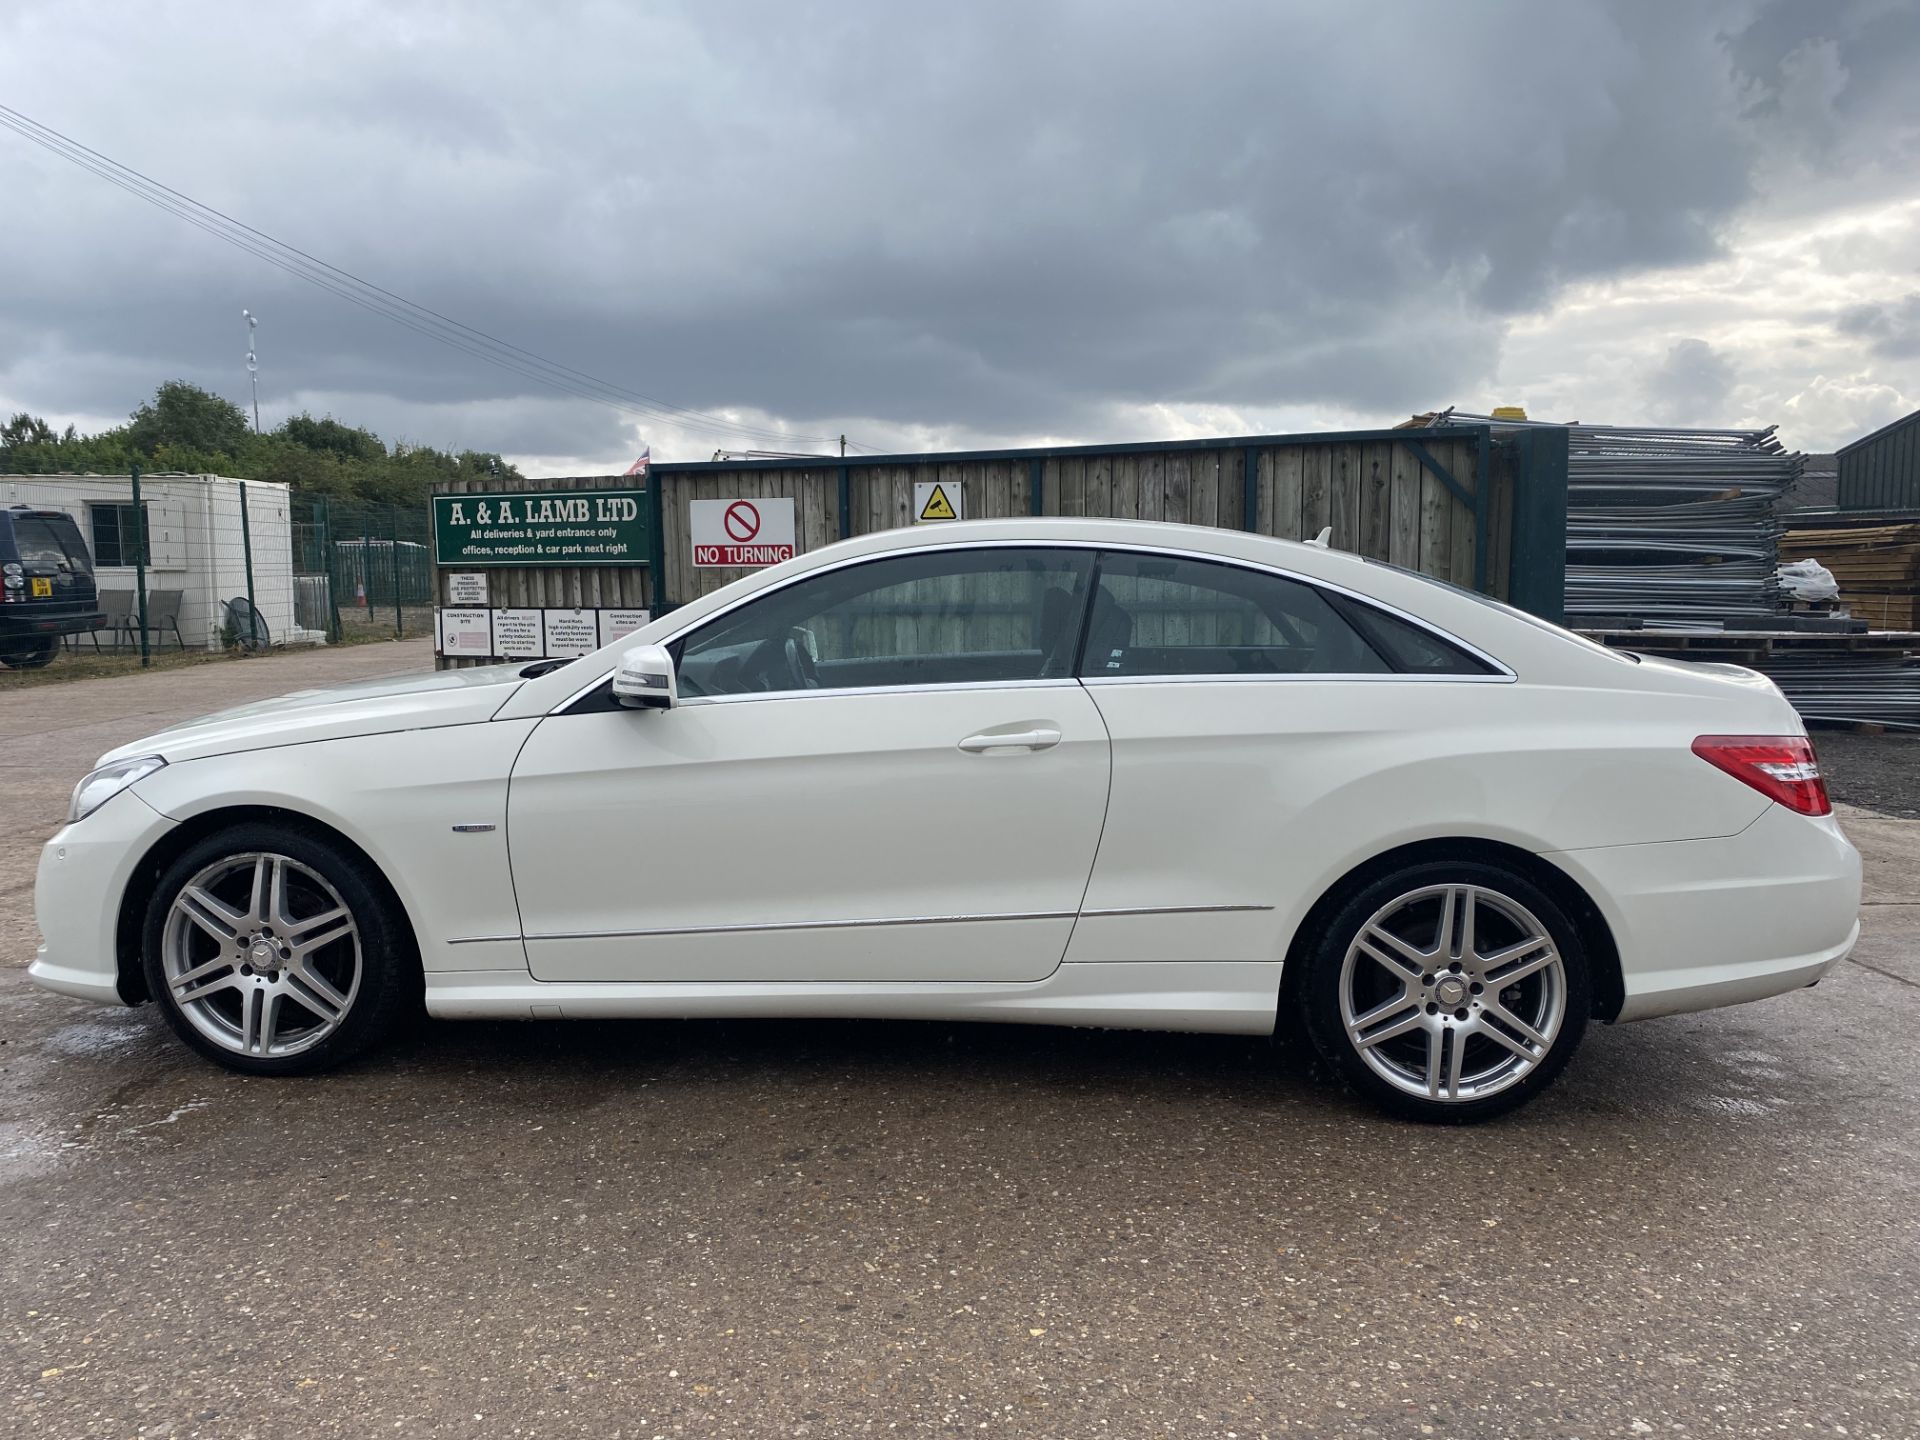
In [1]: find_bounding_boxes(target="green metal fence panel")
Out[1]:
[289,494,433,640]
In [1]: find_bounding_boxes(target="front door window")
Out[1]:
[674,547,1095,696]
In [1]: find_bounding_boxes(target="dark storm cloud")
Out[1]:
[1838,294,1920,360]
[1,0,1915,459]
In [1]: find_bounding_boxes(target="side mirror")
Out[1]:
[612,644,677,710]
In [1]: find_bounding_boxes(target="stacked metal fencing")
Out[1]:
[1442,415,1800,625]
[1762,651,1920,729]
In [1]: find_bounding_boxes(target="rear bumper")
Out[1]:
[0,609,106,639]
[1545,804,1861,1022]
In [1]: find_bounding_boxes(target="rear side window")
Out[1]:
[1327,594,1497,675]
[1081,551,1388,677]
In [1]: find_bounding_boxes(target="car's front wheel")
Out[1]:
[142,823,417,1074]
[1301,861,1590,1123]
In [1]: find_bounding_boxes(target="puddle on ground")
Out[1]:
[0,1119,64,1181]
[42,1014,153,1059]
[0,1004,213,1183]
[1691,1094,1783,1117]
[1685,1048,1794,1116]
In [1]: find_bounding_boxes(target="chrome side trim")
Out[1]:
[1079,903,1274,918]
[1078,672,1512,687]
[523,910,1079,942]
[447,934,523,946]
[682,677,1079,708]
[494,900,1274,946]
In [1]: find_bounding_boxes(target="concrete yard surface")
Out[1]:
[0,638,437,951]
[1,645,1916,1436]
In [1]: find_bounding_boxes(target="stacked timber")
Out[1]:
[1780,524,1920,631]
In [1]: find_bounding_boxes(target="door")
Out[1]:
[1062,548,1504,967]
[508,545,1110,984]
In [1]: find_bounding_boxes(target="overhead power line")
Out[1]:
[0,103,855,452]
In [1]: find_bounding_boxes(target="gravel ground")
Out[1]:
[3,645,1918,1436]
[1809,727,1920,819]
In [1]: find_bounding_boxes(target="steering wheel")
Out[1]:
[783,629,821,690]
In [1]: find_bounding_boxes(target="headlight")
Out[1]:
[69,755,166,824]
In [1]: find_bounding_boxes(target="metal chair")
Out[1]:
[87,589,136,652]
[137,588,187,651]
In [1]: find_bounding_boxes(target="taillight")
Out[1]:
[1691,735,1831,816]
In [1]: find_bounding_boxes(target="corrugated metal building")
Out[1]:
[1782,453,1838,510]
[1838,408,1920,511]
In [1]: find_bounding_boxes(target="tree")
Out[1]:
[126,381,252,460]
[1,382,525,502]
[0,412,133,475]
[277,413,385,464]
[2,413,55,447]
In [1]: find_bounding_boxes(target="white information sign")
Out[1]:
[690,497,796,568]
[446,572,489,605]
[542,608,600,658]
[438,608,492,657]
[490,608,545,659]
[913,480,964,523]
[597,608,652,647]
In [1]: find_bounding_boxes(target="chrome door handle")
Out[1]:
[957,726,1063,753]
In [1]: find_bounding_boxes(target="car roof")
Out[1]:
[792,515,1423,603]
[808,514,1351,567]
[499,514,1673,720]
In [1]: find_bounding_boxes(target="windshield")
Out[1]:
[9,513,93,574]
[1361,557,1637,663]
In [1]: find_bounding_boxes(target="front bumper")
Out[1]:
[28,789,177,1007]
[1546,803,1862,1023]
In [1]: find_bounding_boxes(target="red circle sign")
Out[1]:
[723,501,761,542]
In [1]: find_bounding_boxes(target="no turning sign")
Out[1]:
[690,497,797,568]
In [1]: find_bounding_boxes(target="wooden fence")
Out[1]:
[434,425,1567,667]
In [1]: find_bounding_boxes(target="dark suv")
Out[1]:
[1,506,104,669]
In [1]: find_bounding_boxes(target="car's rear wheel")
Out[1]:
[1301,861,1590,1123]
[1,635,59,669]
[141,823,417,1075]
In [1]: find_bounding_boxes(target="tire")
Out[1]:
[141,822,418,1075]
[1,636,59,669]
[1300,860,1590,1124]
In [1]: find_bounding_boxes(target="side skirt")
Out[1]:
[425,960,1283,1036]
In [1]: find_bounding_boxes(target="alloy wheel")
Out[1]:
[1338,883,1567,1104]
[160,852,362,1058]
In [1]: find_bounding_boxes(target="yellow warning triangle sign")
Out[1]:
[918,484,958,521]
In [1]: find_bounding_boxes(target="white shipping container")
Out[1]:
[1,473,313,650]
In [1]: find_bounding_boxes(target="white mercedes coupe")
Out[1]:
[32,518,1861,1121]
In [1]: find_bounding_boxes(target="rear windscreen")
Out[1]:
[9,514,94,574]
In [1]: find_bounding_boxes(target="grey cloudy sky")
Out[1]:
[3,0,1917,471]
